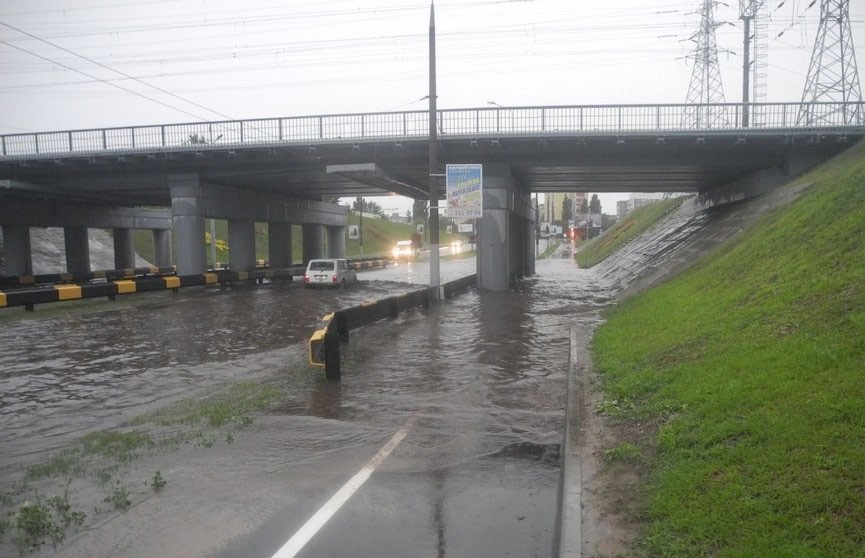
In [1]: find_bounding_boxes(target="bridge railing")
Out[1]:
[2,102,863,158]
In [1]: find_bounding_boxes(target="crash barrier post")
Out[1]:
[347,257,389,271]
[554,326,582,558]
[308,275,477,379]
[0,266,303,310]
[0,266,177,289]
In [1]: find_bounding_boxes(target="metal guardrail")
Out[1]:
[2,102,863,159]
[0,266,177,289]
[309,274,478,380]
[0,268,304,310]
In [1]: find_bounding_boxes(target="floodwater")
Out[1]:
[0,193,790,556]
[0,250,613,557]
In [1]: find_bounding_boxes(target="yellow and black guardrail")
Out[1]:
[0,257,390,311]
[0,266,177,289]
[0,272,219,310]
[309,274,477,380]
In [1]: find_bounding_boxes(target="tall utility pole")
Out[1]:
[428,1,440,293]
[739,0,767,127]
[798,0,863,125]
[682,0,730,129]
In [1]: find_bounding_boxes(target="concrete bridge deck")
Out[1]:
[1,102,863,203]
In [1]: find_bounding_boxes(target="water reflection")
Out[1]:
[0,256,609,472]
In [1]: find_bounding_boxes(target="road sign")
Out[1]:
[446,164,483,219]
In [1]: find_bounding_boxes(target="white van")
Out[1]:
[303,259,358,289]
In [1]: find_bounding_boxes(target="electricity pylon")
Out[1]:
[683,0,730,129]
[740,1,768,127]
[798,0,863,126]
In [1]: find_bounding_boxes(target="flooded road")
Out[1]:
[1,252,612,557]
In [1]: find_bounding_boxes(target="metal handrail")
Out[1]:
[1,102,863,159]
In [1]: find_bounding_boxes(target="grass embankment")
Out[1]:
[133,214,465,265]
[576,197,686,268]
[592,143,865,556]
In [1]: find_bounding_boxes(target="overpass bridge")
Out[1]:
[2,101,863,289]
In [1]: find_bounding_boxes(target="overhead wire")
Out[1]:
[0,40,214,121]
[0,20,234,120]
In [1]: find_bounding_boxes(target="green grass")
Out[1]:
[592,142,865,557]
[576,196,687,267]
[140,381,281,428]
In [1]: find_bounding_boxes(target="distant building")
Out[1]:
[542,192,588,225]
[617,193,670,220]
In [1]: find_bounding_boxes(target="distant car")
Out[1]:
[392,240,418,261]
[303,258,357,289]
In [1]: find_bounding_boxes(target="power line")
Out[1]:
[0,20,234,121]
[0,40,213,122]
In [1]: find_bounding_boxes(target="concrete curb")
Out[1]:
[556,326,583,557]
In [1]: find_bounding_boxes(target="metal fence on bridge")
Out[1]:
[2,102,863,158]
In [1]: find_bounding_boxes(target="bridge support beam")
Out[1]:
[170,175,207,276]
[167,173,347,273]
[268,222,293,268]
[113,228,136,270]
[64,226,90,274]
[153,229,172,268]
[302,224,325,262]
[476,165,535,291]
[326,226,346,258]
[228,219,256,272]
[2,225,32,276]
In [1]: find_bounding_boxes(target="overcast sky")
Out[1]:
[2,0,863,214]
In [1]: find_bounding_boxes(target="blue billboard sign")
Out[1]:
[446,164,483,219]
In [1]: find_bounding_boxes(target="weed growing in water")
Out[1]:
[24,451,83,482]
[150,471,166,492]
[10,490,86,553]
[104,482,131,510]
[81,430,152,462]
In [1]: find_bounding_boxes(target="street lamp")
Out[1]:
[487,100,504,132]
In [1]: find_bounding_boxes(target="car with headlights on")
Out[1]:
[392,240,418,262]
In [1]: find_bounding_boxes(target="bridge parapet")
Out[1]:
[2,102,863,159]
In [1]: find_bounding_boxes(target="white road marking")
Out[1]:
[270,416,416,558]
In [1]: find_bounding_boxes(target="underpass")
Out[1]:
[0,253,604,558]
[1,178,816,557]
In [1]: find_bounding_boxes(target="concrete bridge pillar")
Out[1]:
[169,174,206,276]
[326,226,346,258]
[476,165,535,291]
[113,228,136,269]
[525,215,536,276]
[2,225,32,276]
[478,170,514,292]
[228,219,256,271]
[268,222,293,268]
[510,212,524,281]
[64,226,90,274]
[302,224,325,262]
[152,229,172,268]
